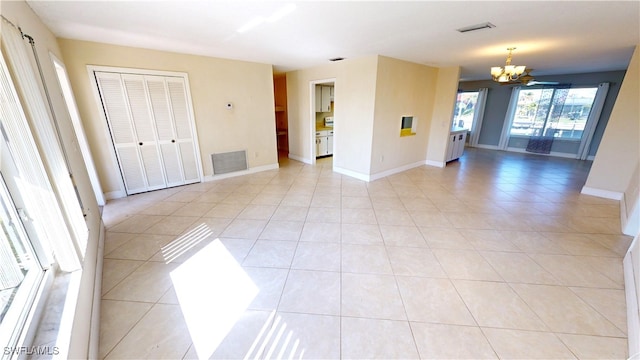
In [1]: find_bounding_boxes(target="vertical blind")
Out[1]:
[1,18,85,271]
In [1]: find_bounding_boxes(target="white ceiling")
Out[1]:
[26,1,640,81]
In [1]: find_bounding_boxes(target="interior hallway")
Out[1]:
[99,148,631,359]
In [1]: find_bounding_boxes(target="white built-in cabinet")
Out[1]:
[316,130,333,157]
[315,85,333,112]
[94,71,201,195]
[446,129,467,162]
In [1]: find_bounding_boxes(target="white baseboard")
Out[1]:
[425,160,445,168]
[505,146,578,159]
[89,222,105,359]
[288,153,311,164]
[369,161,426,181]
[203,163,279,182]
[624,235,639,359]
[580,186,624,200]
[333,166,370,182]
[335,160,442,182]
[470,144,596,161]
[104,190,126,200]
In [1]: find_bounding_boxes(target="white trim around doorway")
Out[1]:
[309,78,336,165]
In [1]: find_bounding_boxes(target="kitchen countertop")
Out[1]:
[450,126,467,133]
[316,126,334,131]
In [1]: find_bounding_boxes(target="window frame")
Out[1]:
[498,83,609,159]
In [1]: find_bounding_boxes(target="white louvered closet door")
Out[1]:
[166,77,200,184]
[96,71,201,195]
[145,76,185,187]
[121,74,166,191]
[95,72,149,194]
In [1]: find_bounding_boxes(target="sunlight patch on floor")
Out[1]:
[170,238,258,359]
[244,311,305,360]
[162,223,212,263]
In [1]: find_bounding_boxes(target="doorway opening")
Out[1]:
[273,74,289,163]
[310,79,335,165]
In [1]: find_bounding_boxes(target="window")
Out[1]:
[452,91,479,130]
[451,89,487,147]
[499,83,609,159]
[510,87,598,140]
[0,175,45,351]
[1,16,89,354]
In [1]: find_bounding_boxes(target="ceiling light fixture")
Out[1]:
[491,47,527,83]
[456,22,495,33]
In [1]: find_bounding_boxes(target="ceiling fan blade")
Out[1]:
[526,81,560,86]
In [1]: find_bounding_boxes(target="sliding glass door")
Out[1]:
[452,89,487,147]
[500,84,609,158]
[452,91,479,130]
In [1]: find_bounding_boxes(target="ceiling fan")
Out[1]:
[503,69,560,86]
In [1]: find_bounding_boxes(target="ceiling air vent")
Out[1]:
[456,22,496,33]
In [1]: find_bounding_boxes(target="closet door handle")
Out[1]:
[171,139,176,143]
[139,142,143,146]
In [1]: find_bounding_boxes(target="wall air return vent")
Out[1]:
[211,150,248,175]
[456,22,496,33]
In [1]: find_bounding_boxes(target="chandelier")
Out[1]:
[491,47,527,83]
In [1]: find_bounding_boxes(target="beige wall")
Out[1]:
[333,57,378,175]
[426,66,461,166]
[583,45,639,235]
[625,162,640,235]
[370,56,439,175]
[286,55,457,180]
[285,62,339,163]
[286,56,378,176]
[57,39,278,195]
[584,45,639,196]
[1,1,102,357]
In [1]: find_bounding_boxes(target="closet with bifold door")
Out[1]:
[94,70,202,195]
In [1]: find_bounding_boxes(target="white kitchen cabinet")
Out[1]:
[315,130,333,157]
[446,129,467,162]
[315,85,333,113]
[321,86,332,112]
[315,85,322,112]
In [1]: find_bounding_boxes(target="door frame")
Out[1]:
[87,65,204,198]
[309,78,336,165]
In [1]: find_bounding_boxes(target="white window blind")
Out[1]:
[1,19,85,271]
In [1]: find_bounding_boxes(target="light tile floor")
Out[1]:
[99,149,632,359]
